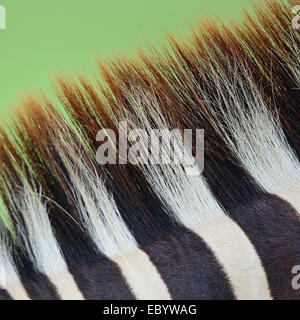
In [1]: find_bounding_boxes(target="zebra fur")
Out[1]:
[0,0,299,300]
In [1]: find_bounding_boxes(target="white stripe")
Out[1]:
[124,88,271,299]
[55,133,171,299]
[191,216,272,300]
[111,248,172,300]
[6,281,30,300]
[0,215,30,300]
[274,181,300,214]
[17,185,68,276]
[48,271,85,300]
[14,184,86,299]
[56,133,137,258]
[199,67,300,213]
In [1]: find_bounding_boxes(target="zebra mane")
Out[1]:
[0,0,299,299]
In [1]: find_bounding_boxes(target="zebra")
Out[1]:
[0,0,299,300]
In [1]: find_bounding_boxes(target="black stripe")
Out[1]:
[14,254,60,300]
[24,158,136,300]
[203,152,300,299]
[143,227,235,300]
[49,208,135,300]
[104,163,183,245]
[66,255,135,300]
[229,193,300,300]
[0,289,12,300]
[105,164,235,299]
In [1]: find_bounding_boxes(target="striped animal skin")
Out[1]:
[0,0,299,300]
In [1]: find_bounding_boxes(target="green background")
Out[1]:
[0,0,252,123]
